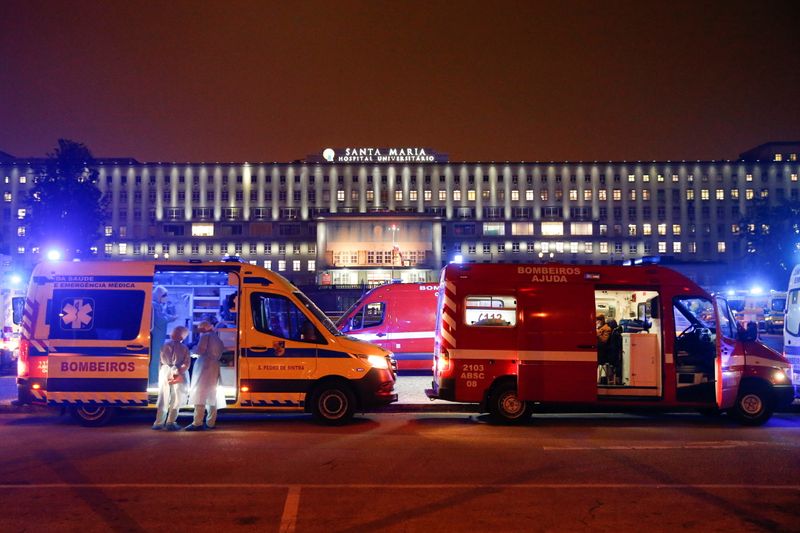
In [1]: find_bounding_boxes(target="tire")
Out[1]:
[731,382,774,426]
[488,381,531,424]
[310,382,355,425]
[70,405,116,427]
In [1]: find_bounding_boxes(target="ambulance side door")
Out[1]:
[715,297,741,410]
[241,290,318,408]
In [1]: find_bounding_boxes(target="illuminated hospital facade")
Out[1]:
[1,142,798,287]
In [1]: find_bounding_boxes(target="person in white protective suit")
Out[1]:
[152,326,191,431]
[185,321,225,430]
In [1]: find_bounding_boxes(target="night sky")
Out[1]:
[1,0,798,163]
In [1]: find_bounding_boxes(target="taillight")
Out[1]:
[436,348,450,374]
[17,338,29,377]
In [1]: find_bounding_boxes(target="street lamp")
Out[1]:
[388,224,400,281]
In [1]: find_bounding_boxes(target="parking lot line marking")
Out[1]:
[0,483,798,491]
[279,485,300,533]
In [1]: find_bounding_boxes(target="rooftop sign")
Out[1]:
[308,147,448,164]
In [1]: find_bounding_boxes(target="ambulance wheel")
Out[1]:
[488,381,531,424]
[70,405,116,427]
[310,382,355,425]
[731,382,773,426]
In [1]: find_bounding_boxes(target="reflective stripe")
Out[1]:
[449,349,596,362]
[349,331,434,342]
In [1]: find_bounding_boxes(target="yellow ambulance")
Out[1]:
[16,260,397,425]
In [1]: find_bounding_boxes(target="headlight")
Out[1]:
[365,354,389,370]
[773,370,788,383]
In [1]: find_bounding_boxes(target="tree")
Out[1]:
[737,196,800,287]
[24,139,107,258]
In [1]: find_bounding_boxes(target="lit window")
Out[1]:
[464,295,517,327]
[192,223,214,237]
[745,189,754,200]
[701,189,709,200]
[410,190,418,201]
[438,190,447,201]
[672,174,679,182]
[584,242,593,253]
[598,190,607,201]
[17,226,25,237]
[657,174,664,182]
[17,246,24,254]
[570,242,578,254]
[541,222,564,236]
[658,242,667,254]
[366,190,375,201]
[760,188,769,199]
[483,223,505,236]
[307,260,315,271]
[792,174,798,182]
[293,260,301,271]
[672,224,681,235]
[540,190,549,201]
[746,174,753,182]
[673,242,682,253]
[658,224,667,236]
[278,260,286,271]
[424,190,432,201]
[467,190,476,201]
[104,243,113,255]
[511,222,534,236]
[641,190,650,200]
[717,241,726,253]
[3,192,11,202]
[686,190,694,200]
[569,222,592,236]
[584,190,592,201]
[525,190,533,201]
[119,243,127,255]
[569,189,577,201]
[628,174,635,182]
[599,242,608,254]
[395,190,403,201]
[19,176,27,184]
[629,190,636,201]
[716,189,724,200]
[731,224,739,234]
[643,175,650,182]
[264,260,272,270]
[511,190,519,201]
[17,208,25,219]
[337,190,345,201]
[612,189,621,201]
[643,223,652,236]
[628,224,637,236]
[774,153,783,162]
[453,190,461,201]
[731,189,740,199]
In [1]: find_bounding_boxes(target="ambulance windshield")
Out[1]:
[295,292,342,336]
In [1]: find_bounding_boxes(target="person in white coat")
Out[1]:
[152,326,190,431]
[185,321,225,430]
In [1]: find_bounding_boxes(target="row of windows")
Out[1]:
[448,240,728,256]
[5,184,798,206]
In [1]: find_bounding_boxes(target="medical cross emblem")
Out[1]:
[61,298,94,330]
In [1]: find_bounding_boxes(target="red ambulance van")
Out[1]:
[426,263,794,425]
[338,282,438,372]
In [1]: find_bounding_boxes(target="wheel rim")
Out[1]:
[319,390,347,419]
[78,406,107,421]
[739,393,763,417]
[499,391,525,419]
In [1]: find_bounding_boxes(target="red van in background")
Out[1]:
[338,283,438,372]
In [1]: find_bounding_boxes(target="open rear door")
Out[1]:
[715,297,741,410]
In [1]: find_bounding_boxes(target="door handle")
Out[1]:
[376,333,387,338]
[250,346,268,352]
[127,344,145,350]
